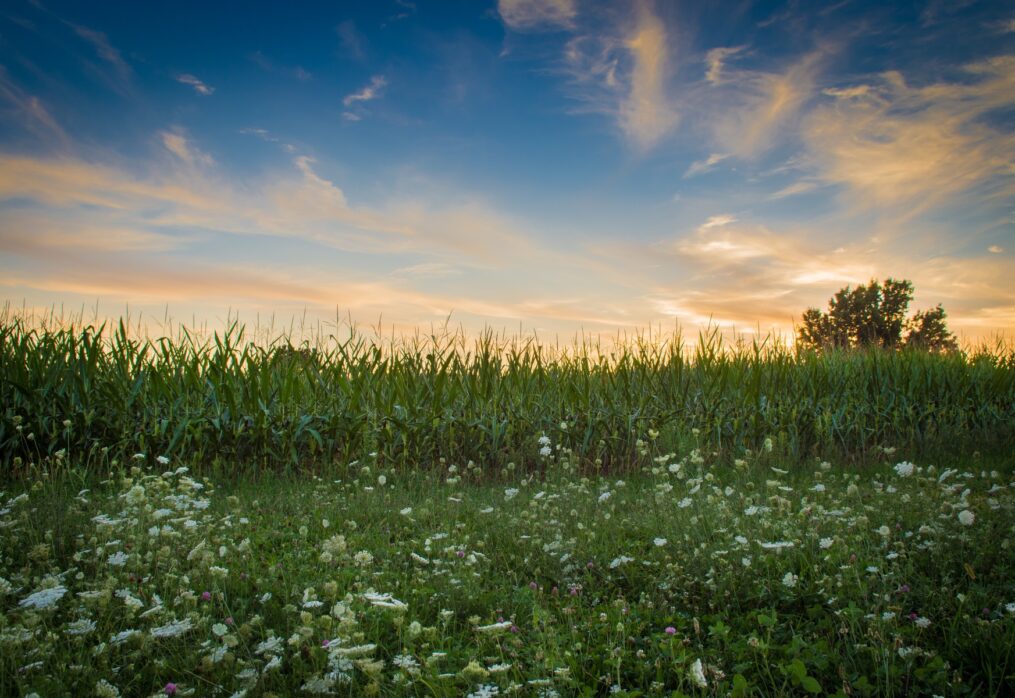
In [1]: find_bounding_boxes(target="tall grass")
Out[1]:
[2,311,1013,474]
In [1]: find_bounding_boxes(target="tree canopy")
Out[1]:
[797,278,958,352]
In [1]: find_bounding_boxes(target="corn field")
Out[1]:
[2,314,1013,472]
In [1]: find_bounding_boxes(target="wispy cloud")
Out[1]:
[343,75,387,107]
[989,245,1004,254]
[619,2,678,149]
[176,73,214,96]
[239,127,296,153]
[336,20,366,60]
[562,1,677,150]
[71,23,132,92]
[391,262,461,279]
[683,152,729,178]
[158,128,214,168]
[698,214,736,229]
[498,0,577,31]
[0,66,69,146]
[704,46,744,84]
[709,50,824,159]
[803,55,1015,214]
[769,180,819,199]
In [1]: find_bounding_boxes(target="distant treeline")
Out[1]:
[2,316,1013,473]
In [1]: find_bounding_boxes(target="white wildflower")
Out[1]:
[19,585,67,610]
[894,461,915,477]
[65,618,97,636]
[124,485,146,506]
[110,629,140,645]
[689,658,708,688]
[476,621,512,634]
[150,618,194,638]
[95,679,121,698]
[958,510,975,526]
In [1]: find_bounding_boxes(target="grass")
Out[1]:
[2,312,1014,475]
[1,313,1013,695]
[1,442,1012,696]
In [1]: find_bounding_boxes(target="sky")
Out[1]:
[1,0,1014,343]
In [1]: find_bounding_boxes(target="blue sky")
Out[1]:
[1,0,1013,341]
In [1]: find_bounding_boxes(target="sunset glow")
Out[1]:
[1,0,1013,341]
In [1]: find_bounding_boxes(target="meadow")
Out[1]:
[1,315,1013,696]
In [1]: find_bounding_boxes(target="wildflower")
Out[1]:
[538,434,551,447]
[353,550,374,566]
[819,537,834,550]
[150,618,194,638]
[689,658,708,688]
[110,629,140,645]
[65,618,97,636]
[363,591,407,609]
[393,654,420,671]
[539,445,552,457]
[894,461,915,477]
[504,488,520,500]
[377,474,387,486]
[665,626,676,635]
[598,491,612,503]
[107,551,129,566]
[467,685,500,698]
[400,507,412,516]
[653,537,667,547]
[95,679,121,698]
[476,620,513,634]
[759,541,794,550]
[332,643,376,657]
[782,572,799,588]
[914,616,931,628]
[157,455,170,466]
[164,683,177,695]
[19,585,67,610]
[958,510,975,526]
[124,484,146,506]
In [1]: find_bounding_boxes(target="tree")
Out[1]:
[905,304,958,352]
[797,278,957,352]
